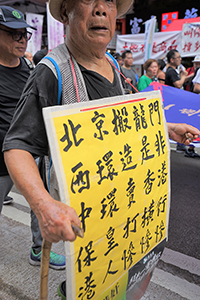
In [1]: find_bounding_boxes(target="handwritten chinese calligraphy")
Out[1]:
[44,92,170,300]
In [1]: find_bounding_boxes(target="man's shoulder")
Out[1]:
[165,66,178,80]
[43,44,70,65]
[121,66,136,75]
[165,66,174,74]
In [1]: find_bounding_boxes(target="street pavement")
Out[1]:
[1,145,200,299]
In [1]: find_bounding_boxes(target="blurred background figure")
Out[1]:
[33,48,48,66]
[165,50,188,153]
[24,51,34,71]
[137,58,158,91]
[157,59,166,84]
[192,59,200,94]
[113,52,123,68]
[24,51,33,64]
[120,50,139,94]
[165,49,188,90]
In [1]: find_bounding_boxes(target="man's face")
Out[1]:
[0,25,28,59]
[124,52,134,67]
[194,62,200,70]
[171,52,182,67]
[64,0,117,52]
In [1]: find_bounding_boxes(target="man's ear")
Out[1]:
[60,1,69,24]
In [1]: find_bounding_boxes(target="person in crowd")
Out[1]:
[157,58,166,84]
[120,50,139,93]
[0,5,65,270]
[113,52,123,68]
[24,50,34,71]
[184,61,195,91]
[189,55,200,93]
[24,50,33,64]
[192,70,200,93]
[165,50,187,153]
[3,0,200,298]
[33,48,48,66]
[165,49,188,89]
[137,58,158,91]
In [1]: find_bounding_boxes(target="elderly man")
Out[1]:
[191,55,200,94]
[0,5,65,271]
[3,0,200,298]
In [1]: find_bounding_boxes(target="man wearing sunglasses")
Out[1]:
[0,6,66,270]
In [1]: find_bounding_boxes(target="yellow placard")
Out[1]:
[43,91,170,300]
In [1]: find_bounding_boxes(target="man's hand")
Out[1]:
[180,70,188,77]
[125,77,132,84]
[36,196,82,243]
[167,123,200,145]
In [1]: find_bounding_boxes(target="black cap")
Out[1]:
[0,6,36,30]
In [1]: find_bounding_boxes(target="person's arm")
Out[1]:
[4,149,81,243]
[157,71,165,84]
[193,82,200,93]
[167,123,200,145]
[185,72,194,81]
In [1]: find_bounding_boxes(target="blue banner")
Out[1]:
[142,82,200,142]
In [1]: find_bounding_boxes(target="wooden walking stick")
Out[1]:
[40,239,52,300]
[40,223,84,300]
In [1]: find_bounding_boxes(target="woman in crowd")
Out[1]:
[137,58,158,91]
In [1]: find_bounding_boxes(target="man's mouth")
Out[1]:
[91,26,108,31]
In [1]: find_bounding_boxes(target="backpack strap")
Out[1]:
[44,56,62,105]
[105,51,120,71]
[42,56,62,192]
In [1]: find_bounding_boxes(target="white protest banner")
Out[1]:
[143,17,157,62]
[46,2,64,51]
[116,31,182,65]
[26,13,44,55]
[181,22,200,57]
[43,91,170,299]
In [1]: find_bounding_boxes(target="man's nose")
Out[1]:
[93,0,107,16]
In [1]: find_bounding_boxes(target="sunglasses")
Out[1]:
[0,27,32,42]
